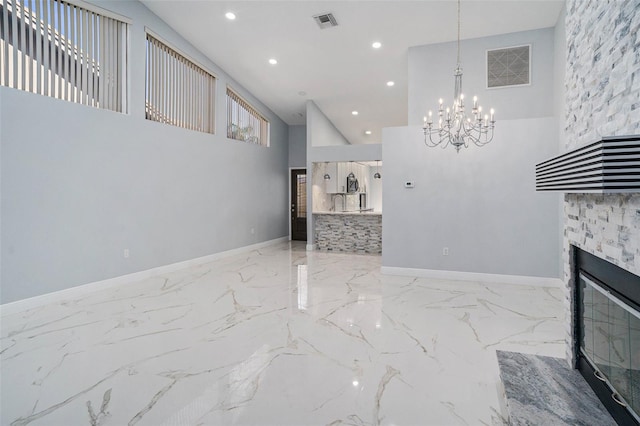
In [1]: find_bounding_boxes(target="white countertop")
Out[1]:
[313,211,382,216]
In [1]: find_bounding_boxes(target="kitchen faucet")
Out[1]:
[332,194,346,212]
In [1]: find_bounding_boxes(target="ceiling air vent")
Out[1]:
[487,45,530,88]
[313,13,338,29]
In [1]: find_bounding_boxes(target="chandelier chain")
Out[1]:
[457,0,460,65]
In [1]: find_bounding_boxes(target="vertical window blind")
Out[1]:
[226,87,269,147]
[145,33,215,134]
[0,0,128,112]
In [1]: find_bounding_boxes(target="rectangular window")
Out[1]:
[0,0,128,112]
[226,86,269,146]
[145,32,215,134]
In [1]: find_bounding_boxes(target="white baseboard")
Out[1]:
[1,237,289,316]
[380,266,563,288]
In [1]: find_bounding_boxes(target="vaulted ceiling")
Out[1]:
[141,1,564,144]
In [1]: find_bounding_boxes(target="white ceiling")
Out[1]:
[140,0,564,145]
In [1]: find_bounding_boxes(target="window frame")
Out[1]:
[0,0,130,112]
[226,85,270,147]
[144,28,217,134]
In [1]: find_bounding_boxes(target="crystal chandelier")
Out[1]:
[422,0,496,153]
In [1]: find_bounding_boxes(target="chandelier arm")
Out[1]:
[462,119,497,147]
[475,126,495,146]
[423,126,441,148]
[442,131,451,149]
[424,127,452,149]
[437,127,450,148]
[461,120,482,145]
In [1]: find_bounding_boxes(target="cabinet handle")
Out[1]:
[594,370,606,382]
[612,392,628,407]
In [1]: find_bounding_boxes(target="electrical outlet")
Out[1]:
[251,228,255,235]
[124,249,130,258]
[443,247,449,256]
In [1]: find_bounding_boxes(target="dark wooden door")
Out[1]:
[291,169,307,241]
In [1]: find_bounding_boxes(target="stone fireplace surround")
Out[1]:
[562,0,640,372]
[564,194,640,367]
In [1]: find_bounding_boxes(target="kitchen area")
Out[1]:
[311,161,382,254]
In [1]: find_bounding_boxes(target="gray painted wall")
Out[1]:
[384,26,561,278]
[309,145,382,163]
[408,27,556,125]
[0,0,289,303]
[307,101,351,147]
[382,119,560,278]
[288,125,307,168]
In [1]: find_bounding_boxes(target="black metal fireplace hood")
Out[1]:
[536,135,640,193]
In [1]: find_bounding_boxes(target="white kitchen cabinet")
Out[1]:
[336,163,349,193]
[324,163,338,193]
[325,163,349,193]
[357,163,369,193]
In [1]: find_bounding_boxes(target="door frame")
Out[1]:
[288,167,307,240]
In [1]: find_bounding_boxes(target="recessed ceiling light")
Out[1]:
[372,41,382,49]
[352,111,358,116]
[225,12,236,20]
[365,130,372,135]
[268,58,278,65]
[386,81,395,87]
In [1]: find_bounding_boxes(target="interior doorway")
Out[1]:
[291,169,307,241]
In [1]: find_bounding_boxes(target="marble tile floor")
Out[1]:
[0,241,566,426]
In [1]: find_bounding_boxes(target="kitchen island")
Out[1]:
[313,211,382,254]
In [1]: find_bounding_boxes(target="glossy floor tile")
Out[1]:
[1,242,565,425]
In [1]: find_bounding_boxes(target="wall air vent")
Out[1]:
[313,13,338,29]
[487,45,530,88]
[535,135,640,193]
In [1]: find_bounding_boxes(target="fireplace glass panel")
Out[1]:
[580,273,640,418]
[630,314,640,412]
[609,300,631,404]
[581,280,595,366]
[592,283,611,379]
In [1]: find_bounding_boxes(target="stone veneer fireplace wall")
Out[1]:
[563,0,640,366]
